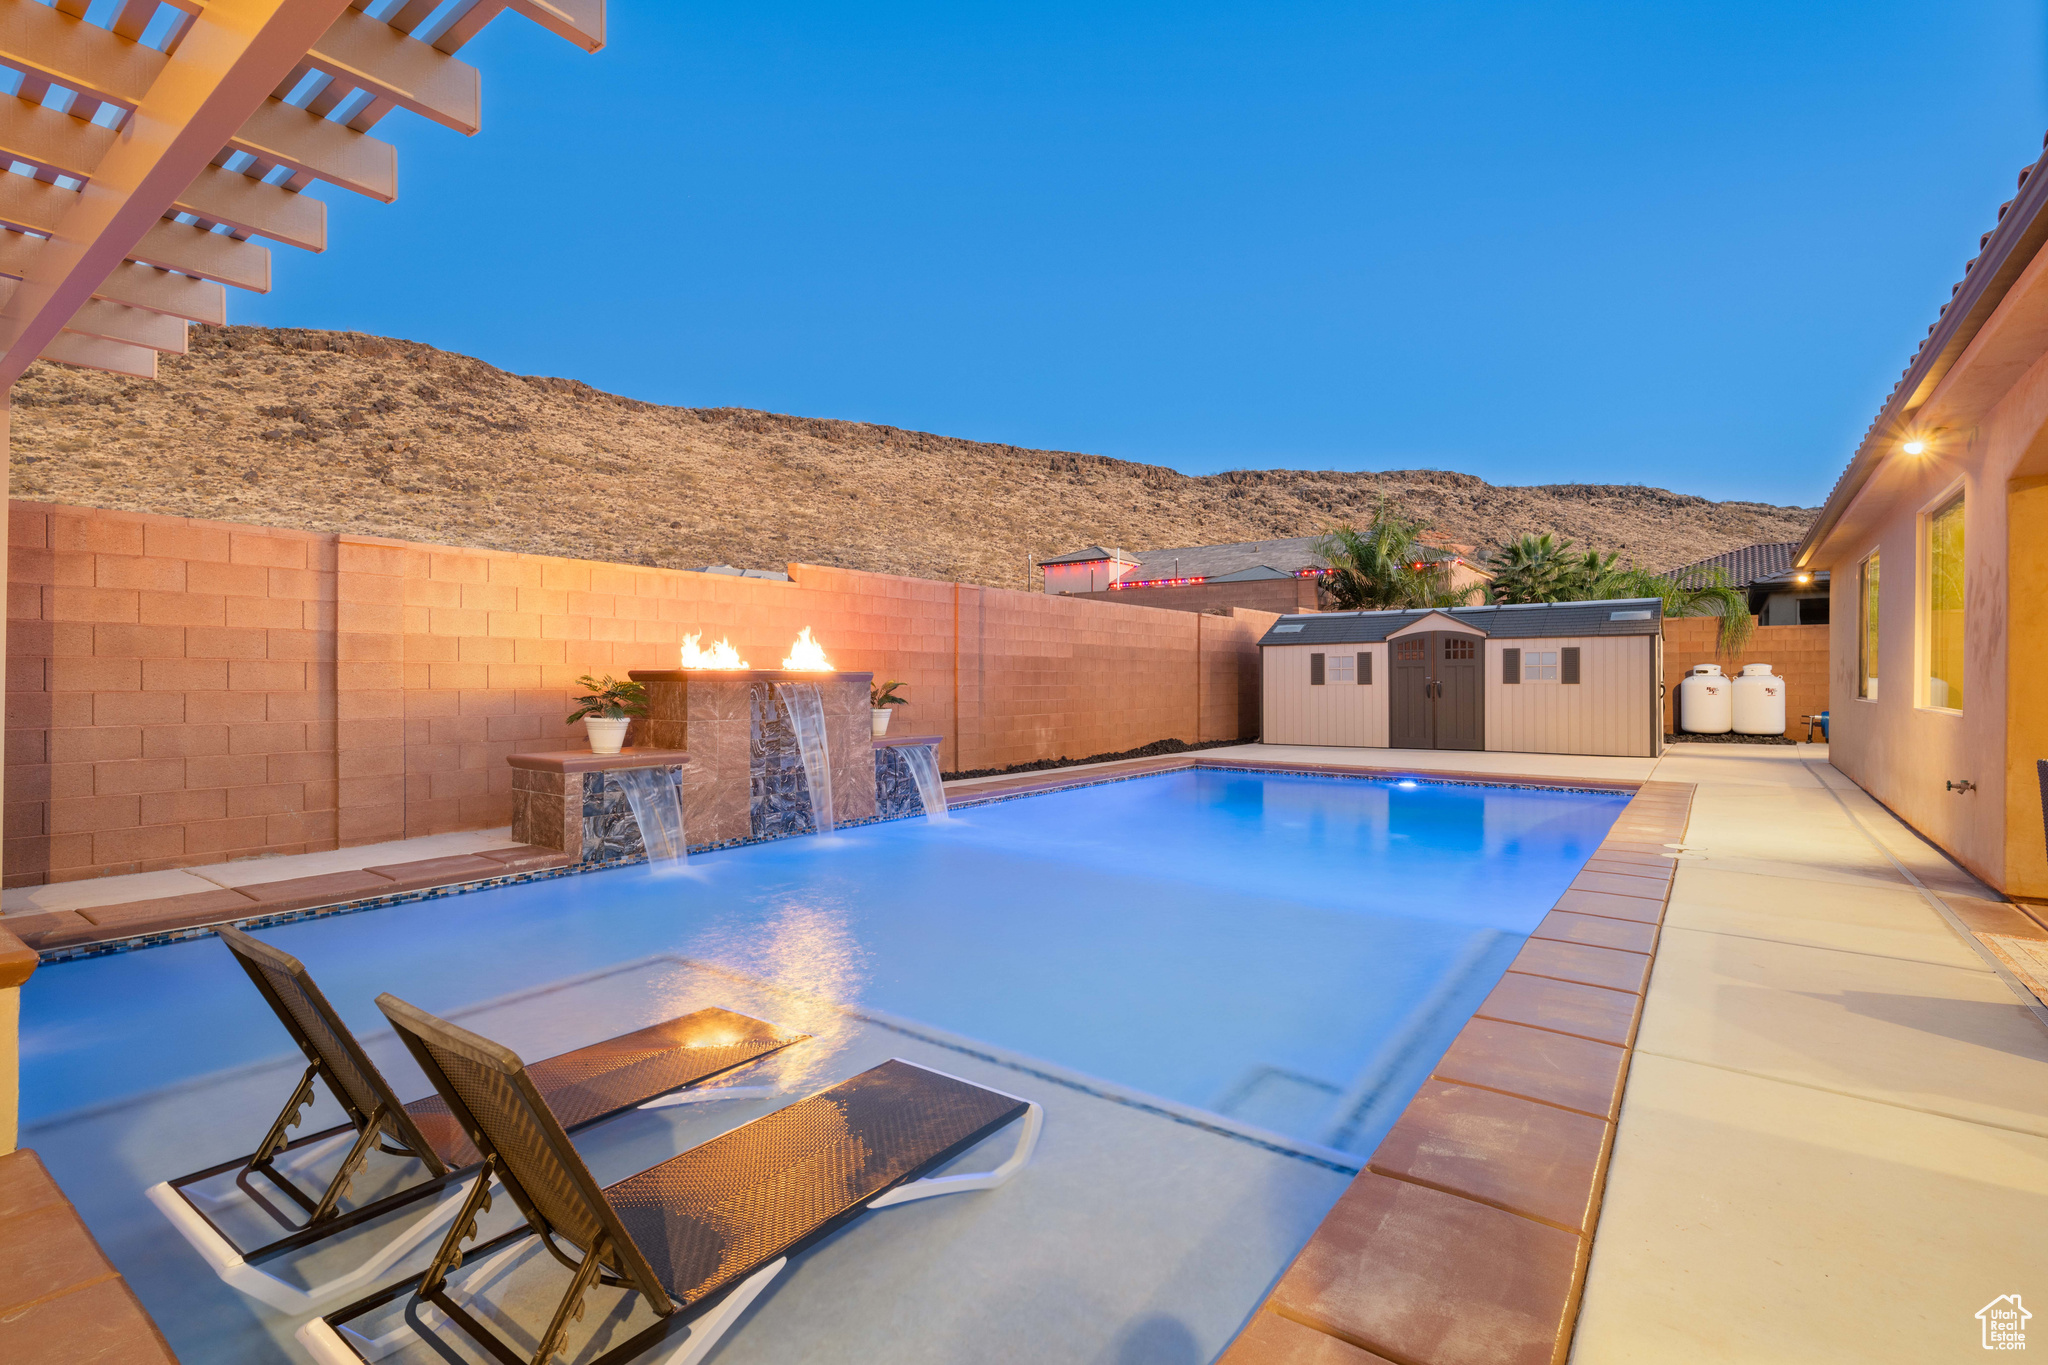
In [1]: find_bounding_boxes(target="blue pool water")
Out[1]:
[19,769,1625,1155]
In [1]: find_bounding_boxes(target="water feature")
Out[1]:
[899,744,949,820]
[773,682,835,835]
[611,767,687,864]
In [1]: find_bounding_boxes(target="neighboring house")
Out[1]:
[1798,142,2048,897]
[1666,541,1829,625]
[1035,546,1141,595]
[1041,534,1492,615]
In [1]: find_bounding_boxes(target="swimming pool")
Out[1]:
[21,767,1625,1154]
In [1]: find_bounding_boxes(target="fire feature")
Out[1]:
[680,633,750,669]
[782,628,834,671]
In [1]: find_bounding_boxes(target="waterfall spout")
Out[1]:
[774,682,836,835]
[612,768,687,865]
[899,745,949,820]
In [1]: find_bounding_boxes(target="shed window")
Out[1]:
[1926,494,1963,710]
[1329,654,1354,683]
[1522,650,1559,682]
[1396,637,1425,660]
[1443,636,1475,660]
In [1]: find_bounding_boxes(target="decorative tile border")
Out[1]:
[949,754,1640,811]
[28,803,942,965]
[25,758,1649,969]
[1216,780,1697,1365]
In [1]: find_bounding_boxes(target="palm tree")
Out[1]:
[1486,534,1753,653]
[1483,533,1575,604]
[1313,500,1480,611]
[1611,563,1754,656]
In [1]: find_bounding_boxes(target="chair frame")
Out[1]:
[147,928,802,1315]
[298,995,1040,1365]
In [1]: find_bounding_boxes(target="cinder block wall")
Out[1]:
[5,503,1277,886]
[1661,617,1829,738]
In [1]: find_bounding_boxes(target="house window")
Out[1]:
[1522,650,1559,682]
[1329,654,1355,683]
[1926,494,1964,710]
[1859,552,1879,700]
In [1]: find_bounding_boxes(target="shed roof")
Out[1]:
[1258,598,1664,646]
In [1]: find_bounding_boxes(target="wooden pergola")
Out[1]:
[0,0,602,385]
[0,0,601,884]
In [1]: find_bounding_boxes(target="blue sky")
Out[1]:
[242,2,2046,505]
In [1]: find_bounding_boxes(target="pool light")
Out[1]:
[1396,779,1418,789]
[782,627,835,671]
[680,633,750,669]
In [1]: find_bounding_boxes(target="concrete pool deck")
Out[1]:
[1200,741,2048,1364]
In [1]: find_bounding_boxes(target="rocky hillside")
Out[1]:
[8,326,1816,587]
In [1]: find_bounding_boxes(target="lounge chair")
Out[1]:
[298,993,1042,1365]
[147,926,806,1314]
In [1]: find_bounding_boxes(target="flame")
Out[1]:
[781,627,834,671]
[680,633,750,669]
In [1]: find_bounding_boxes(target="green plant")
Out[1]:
[871,680,909,708]
[1312,498,1481,611]
[1484,534,1754,655]
[566,674,648,723]
[1483,533,1576,604]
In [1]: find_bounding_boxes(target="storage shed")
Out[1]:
[1259,599,1666,758]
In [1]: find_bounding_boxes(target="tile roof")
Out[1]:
[1800,134,2048,565]
[1036,546,1132,567]
[1258,598,1664,646]
[1662,541,1796,589]
[1127,535,1330,581]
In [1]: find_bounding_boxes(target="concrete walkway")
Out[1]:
[1572,744,2048,1363]
[0,827,524,918]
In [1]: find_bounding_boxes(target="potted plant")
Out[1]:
[568,674,648,755]
[871,680,909,736]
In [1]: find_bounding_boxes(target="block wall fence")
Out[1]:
[1660,617,1829,739]
[4,502,1277,887]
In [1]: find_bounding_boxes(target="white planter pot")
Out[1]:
[871,708,892,737]
[584,716,631,755]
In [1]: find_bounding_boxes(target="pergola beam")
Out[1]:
[227,96,397,201]
[176,165,325,250]
[307,10,480,135]
[0,233,227,324]
[0,0,165,111]
[35,329,155,378]
[0,0,352,386]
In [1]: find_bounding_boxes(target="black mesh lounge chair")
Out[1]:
[297,994,1042,1365]
[147,927,806,1314]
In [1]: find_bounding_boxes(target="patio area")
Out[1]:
[8,739,2042,1362]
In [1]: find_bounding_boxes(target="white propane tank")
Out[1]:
[1679,664,1733,734]
[1733,663,1786,736]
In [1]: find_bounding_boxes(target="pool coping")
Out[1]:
[14,756,1649,964]
[1215,778,1696,1365]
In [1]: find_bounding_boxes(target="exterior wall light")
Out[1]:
[1902,440,1927,455]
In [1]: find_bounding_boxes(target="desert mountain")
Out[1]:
[8,326,1816,589]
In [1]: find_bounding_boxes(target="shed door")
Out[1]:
[1434,633,1484,750]
[1389,635,1433,748]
